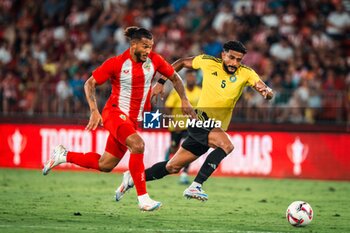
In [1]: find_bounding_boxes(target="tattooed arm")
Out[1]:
[84,76,103,130]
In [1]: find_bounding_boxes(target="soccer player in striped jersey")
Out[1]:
[42,26,196,211]
[115,40,273,202]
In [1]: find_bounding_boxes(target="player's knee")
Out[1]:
[166,161,181,174]
[220,142,234,154]
[130,140,145,154]
[99,163,113,173]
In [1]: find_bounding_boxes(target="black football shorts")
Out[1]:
[181,110,215,157]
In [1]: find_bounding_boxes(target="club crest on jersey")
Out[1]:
[143,60,151,70]
[229,74,237,82]
[119,114,126,120]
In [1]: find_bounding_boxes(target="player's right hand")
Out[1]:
[181,99,197,120]
[86,110,103,131]
[151,82,165,102]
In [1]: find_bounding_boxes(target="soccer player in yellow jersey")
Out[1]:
[115,41,273,202]
[164,70,201,184]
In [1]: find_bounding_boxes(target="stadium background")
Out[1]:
[0,0,349,125]
[0,0,350,233]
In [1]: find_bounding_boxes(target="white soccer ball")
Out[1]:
[286,201,313,227]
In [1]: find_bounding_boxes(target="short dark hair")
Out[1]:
[223,41,247,54]
[124,26,153,41]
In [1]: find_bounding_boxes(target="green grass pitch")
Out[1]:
[0,169,349,233]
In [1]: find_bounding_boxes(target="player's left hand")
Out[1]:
[181,99,197,120]
[151,82,165,102]
[255,81,273,100]
[86,110,103,131]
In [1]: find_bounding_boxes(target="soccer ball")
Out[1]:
[286,201,313,226]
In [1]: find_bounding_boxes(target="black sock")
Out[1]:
[145,161,169,181]
[194,147,227,184]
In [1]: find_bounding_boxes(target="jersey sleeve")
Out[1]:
[246,69,261,87]
[165,90,179,108]
[154,54,175,78]
[92,57,117,84]
[191,55,204,70]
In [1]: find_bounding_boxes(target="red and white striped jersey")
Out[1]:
[92,49,174,122]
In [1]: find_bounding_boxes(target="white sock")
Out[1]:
[138,193,150,203]
[190,181,202,188]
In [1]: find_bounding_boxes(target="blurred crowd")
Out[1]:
[0,0,349,124]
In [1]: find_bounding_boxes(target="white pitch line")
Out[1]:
[143,229,290,233]
[0,224,291,233]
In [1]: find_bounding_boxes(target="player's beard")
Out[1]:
[223,63,237,74]
[187,83,195,90]
[134,50,148,62]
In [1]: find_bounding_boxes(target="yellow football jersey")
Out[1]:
[165,86,201,131]
[192,54,260,130]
